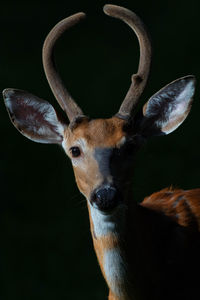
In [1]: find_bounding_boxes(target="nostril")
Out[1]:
[91,186,121,211]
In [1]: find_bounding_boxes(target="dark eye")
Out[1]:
[70,146,81,158]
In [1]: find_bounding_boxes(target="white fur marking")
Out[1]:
[116,136,126,148]
[162,80,195,134]
[169,81,194,119]
[89,202,126,238]
[62,138,88,168]
[104,248,126,297]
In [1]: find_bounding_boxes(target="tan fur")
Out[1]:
[54,116,200,300]
[66,117,125,147]
[109,291,125,300]
[63,117,130,300]
[63,117,126,199]
[87,202,121,281]
[141,187,200,230]
[3,5,198,300]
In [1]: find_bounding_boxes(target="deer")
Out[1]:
[3,4,200,300]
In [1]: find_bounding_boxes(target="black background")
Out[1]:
[0,0,200,299]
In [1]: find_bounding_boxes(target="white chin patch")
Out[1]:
[89,202,126,238]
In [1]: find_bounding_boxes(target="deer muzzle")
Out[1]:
[90,185,122,212]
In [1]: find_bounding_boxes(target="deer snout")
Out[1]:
[90,185,122,212]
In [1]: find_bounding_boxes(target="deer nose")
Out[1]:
[90,185,122,211]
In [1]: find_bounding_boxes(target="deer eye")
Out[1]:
[70,146,81,158]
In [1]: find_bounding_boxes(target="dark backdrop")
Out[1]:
[0,0,200,299]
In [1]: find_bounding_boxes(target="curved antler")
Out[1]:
[42,12,86,122]
[103,4,152,119]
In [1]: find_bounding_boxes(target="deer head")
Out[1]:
[3,4,195,213]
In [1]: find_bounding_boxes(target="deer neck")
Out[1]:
[87,189,138,300]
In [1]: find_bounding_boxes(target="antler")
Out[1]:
[103,5,152,119]
[43,6,151,121]
[42,12,86,122]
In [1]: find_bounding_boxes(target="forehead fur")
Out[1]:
[67,117,126,147]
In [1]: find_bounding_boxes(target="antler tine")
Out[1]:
[103,4,152,119]
[42,12,86,122]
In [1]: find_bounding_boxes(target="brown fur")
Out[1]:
[109,291,123,300]
[63,117,200,300]
[87,203,121,284]
[3,4,198,300]
[63,117,126,199]
[66,117,125,147]
[141,187,200,230]
[88,186,200,300]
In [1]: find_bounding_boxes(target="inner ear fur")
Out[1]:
[133,75,196,137]
[3,88,68,144]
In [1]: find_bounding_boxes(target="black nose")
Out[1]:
[90,186,122,211]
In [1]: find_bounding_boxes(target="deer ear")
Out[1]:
[3,89,67,144]
[134,76,195,137]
